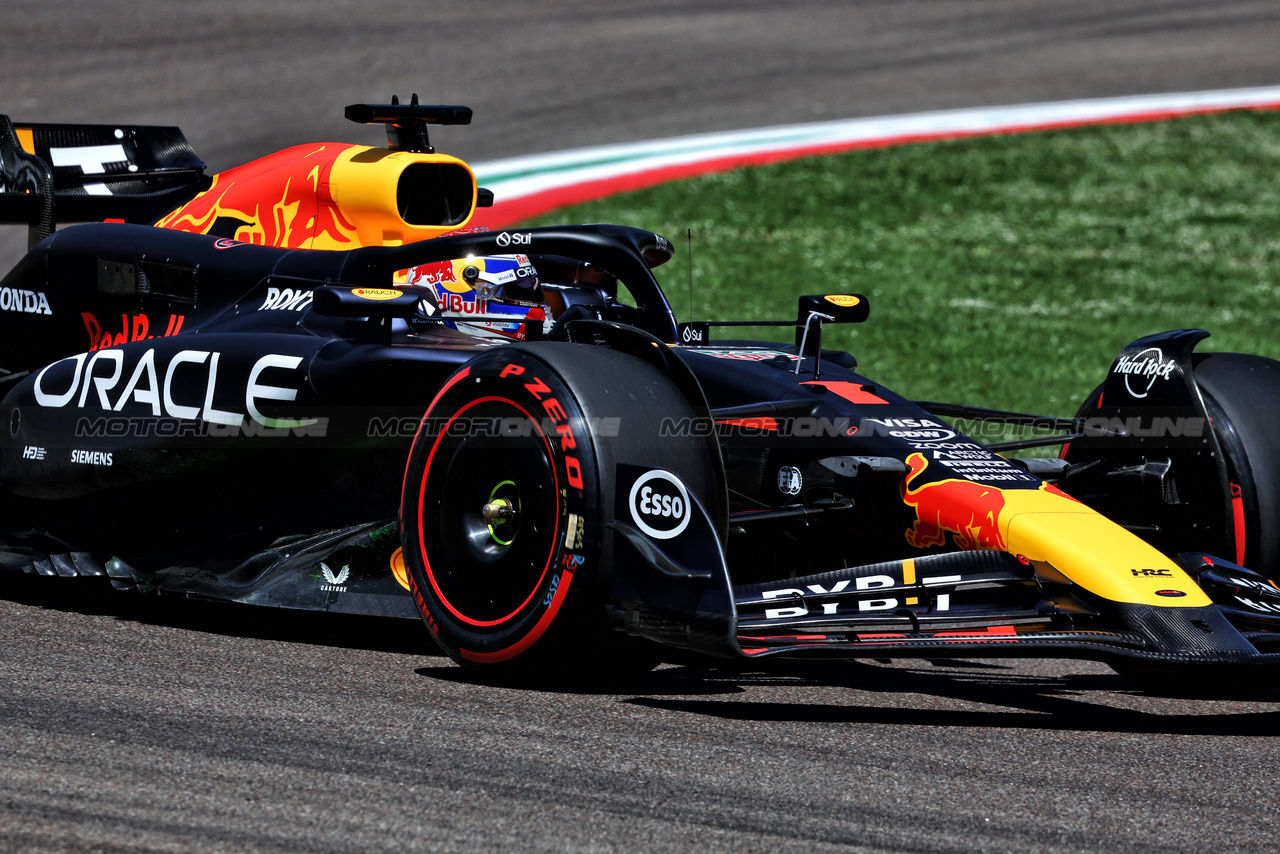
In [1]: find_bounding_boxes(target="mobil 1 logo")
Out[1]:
[618,465,692,541]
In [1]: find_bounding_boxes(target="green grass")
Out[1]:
[524,111,1280,417]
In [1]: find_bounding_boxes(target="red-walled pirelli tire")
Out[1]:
[400,342,717,683]
[1073,353,1280,696]
[1192,353,1280,579]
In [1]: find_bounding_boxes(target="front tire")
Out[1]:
[400,343,718,682]
[1193,353,1280,577]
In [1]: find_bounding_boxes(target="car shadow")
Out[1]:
[0,574,441,656]
[420,651,1280,735]
[15,574,1280,733]
[619,657,1280,735]
[415,659,751,697]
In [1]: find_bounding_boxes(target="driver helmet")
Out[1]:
[404,254,546,341]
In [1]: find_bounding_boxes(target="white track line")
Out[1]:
[472,85,1280,224]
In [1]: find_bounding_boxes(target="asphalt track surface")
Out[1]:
[4,2,1280,851]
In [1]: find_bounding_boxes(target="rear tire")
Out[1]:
[400,343,718,683]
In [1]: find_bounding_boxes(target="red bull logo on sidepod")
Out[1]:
[901,452,1007,551]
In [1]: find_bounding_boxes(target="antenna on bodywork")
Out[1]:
[675,228,712,345]
[687,228,694,322]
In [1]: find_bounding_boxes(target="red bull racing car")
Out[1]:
[3,101,1280,694]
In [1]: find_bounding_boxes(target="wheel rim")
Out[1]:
[418,397,561,627]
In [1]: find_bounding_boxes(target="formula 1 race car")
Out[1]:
[3,101,1280,694]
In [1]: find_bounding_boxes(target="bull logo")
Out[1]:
[405,259,465,292]
[901,453,1006,551]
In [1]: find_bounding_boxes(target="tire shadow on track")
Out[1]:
[416,660,752,697]
[0,573,442,656]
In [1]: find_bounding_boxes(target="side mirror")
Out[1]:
[794,294,869,362]
[796,294,869,325]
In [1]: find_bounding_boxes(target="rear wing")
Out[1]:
[0,115,207,249]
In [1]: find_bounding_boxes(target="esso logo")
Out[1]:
[628,470,691,540]
[495,232,532,248]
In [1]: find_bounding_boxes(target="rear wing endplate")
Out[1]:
[0,115,207,249]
